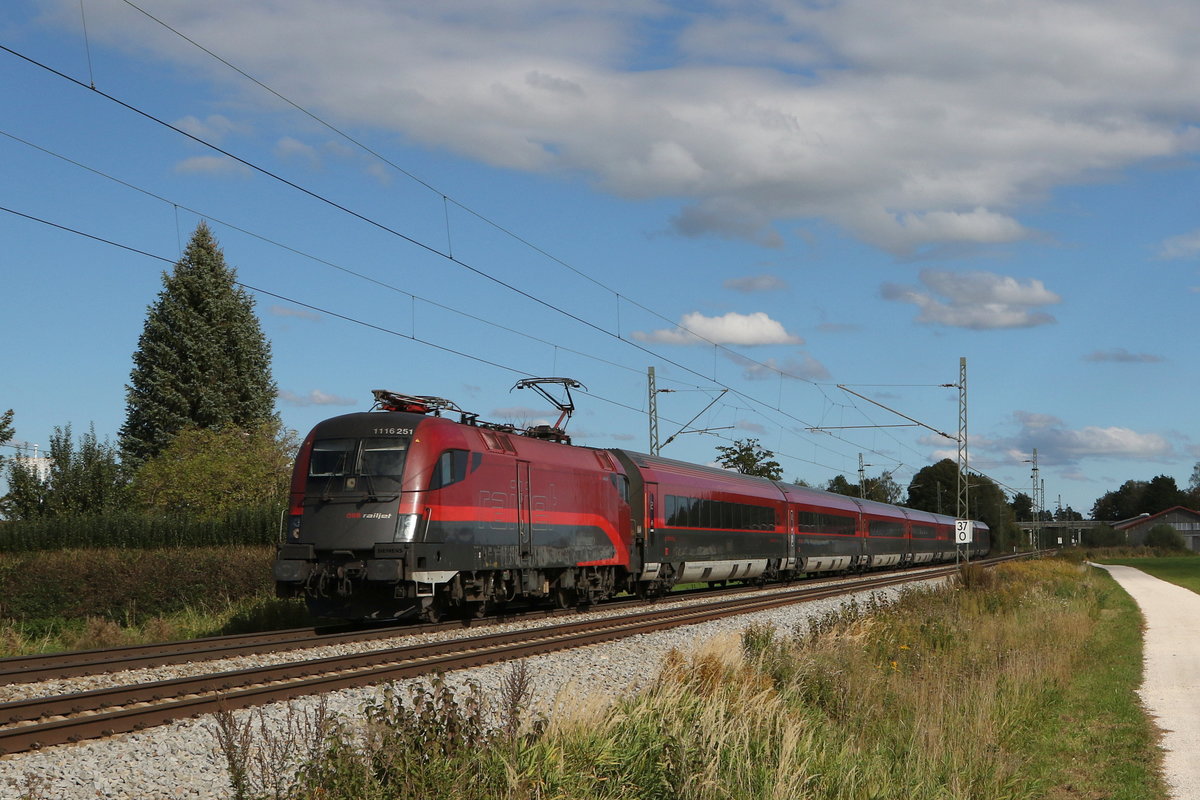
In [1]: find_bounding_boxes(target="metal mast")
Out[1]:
[648,367,660,456]
[956,357,968,520]
[1031,448,1040,548]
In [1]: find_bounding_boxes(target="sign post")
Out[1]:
[955,519,973,564]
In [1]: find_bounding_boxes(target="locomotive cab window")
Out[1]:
[360,438,409,477]
[309,439,356,476]
[307,436,411,493]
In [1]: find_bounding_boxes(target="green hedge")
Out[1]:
[0,506,285,551]
[0,546,276,622]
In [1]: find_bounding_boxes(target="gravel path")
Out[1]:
[1091,563,1200,800]
[0,579,933,800]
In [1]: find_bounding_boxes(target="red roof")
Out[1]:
[1113,506,1200,530]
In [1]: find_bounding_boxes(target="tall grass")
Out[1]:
[209,559,1163,800]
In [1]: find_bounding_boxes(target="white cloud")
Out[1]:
[1158,229,1200,260]
[491,406,552,425]
[69,1,1200,255]
[973,410,1175,466]
[275,136,320,167]
[882,269,1060,329]
[737,354,831,382]
[724,274,788,293]
[278,389,357,407]
[173,114,243,142]
[1082,348,1165,363]
[634,311,803,346]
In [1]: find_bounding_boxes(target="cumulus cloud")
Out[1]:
[724,274,788,293]
[491,406,552,425]
[67,1,1200,255]
[973,410,1175,466]
[173,114,243,142]
[730,353,831,382]
[634,311,803,346]
[275,136,321,167]
[1158,229,1200,260]
[278,389,357,407]
[1082,348,1165,363]
[881,269,1060,329]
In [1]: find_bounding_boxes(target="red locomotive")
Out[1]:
[273,388,989,621]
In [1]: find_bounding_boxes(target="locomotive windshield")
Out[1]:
[307,436,410,495]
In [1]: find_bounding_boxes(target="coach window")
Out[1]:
[868,519,905,537]
[429,449,469,490]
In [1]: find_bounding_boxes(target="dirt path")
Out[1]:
[1091,563,1200,800]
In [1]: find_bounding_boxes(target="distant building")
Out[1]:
[1113,506,1200,551]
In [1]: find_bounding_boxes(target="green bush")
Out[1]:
[0,546,275,622]
[1144,524,1186,551]
[0,505,284,552]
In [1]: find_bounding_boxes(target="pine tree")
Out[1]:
[120,222,277,465]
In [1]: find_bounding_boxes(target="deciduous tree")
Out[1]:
[130,424,297,519]
[2,423,126,519]
[714,438,783,480]
[906,459,1018,549]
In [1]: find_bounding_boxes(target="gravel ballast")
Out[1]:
[0,580,926,800]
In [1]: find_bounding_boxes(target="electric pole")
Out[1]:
[956,356,968,520]
[648,366,660,455]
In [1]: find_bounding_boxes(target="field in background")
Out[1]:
[1092,555,1200,594]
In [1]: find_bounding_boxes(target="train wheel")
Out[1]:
[419,598,443,623]
[553,587,578,609]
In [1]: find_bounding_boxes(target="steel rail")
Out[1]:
[0,563,985,756]
[0,563,972,684]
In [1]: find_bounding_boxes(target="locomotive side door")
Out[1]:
[516,460,532,559]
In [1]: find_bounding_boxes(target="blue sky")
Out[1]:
[3,0,1199,516]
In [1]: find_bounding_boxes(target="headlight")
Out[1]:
[394,513,422,542]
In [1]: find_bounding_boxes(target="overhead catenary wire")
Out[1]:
[0,118,874,476]
[1,202,860,474]
[0,46,900,471]
[0,38,988,484]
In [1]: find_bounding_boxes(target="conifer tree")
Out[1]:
[120,222,277,465]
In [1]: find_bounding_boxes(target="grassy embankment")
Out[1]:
[0,545,307,656]
[210,559,1163,800]
[1091,555,1200,593]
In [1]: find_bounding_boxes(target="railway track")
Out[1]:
[0,583,779,686]
[0,557,1019,756]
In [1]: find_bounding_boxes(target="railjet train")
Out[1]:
[273,389,989,621]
